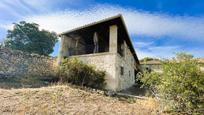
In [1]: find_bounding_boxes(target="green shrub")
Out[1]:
[58,58,106,89]
[138,53,204,114]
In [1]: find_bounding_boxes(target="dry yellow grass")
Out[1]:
[0,85,162,115]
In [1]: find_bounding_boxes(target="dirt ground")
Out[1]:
[0,85,161,115]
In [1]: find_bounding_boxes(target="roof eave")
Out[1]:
[59,14,122,35]
[58,14,140,65]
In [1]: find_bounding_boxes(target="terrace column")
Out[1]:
[109,25,118,53]
[57,35,69,65]
[107,25,119,91]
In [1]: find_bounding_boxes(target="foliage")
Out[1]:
[59,58,106,89]
[199,63,204,67]
[140,57,160,63]
[174,52,193,61]
[138,53,204,114]
[4,21,58,55]
[140,57,154,62]
[127,97,137,104]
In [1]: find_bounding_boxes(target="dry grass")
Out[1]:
[0,84,162,115]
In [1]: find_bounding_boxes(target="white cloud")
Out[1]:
[132,40,181,59]
[135,45,180,59]
[23,0,86,7]
[0,0,38,17]
[20,4,204,41]
[137,46,204,59]
[22,0,50,7]
[0,24,12,30]
[2,4,204,41]
[1,4,204,58]
[136,49,156,59]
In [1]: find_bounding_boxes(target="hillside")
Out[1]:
[0,85,159,115]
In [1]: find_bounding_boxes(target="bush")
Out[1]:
[58,58,106,89]
[138,53,204,114]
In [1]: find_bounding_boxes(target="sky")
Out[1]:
[0,0,204,59]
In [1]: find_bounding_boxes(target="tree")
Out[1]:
[175,52,193,61]
[138,53,204,114]
[140,57,160,62]
[4,21,58,55]
[140,57,154,62]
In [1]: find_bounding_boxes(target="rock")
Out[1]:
[104,91,116,96]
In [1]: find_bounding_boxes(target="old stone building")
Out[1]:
[140,60,162,73]
[58,15,140,91]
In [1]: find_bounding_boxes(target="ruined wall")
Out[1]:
[57,24,138,91]
[116,41,137,90]
[71,48,138,91]
[0,48,57,78]
[70,52,119,91]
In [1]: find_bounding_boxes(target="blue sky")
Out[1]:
[0,0,204,59]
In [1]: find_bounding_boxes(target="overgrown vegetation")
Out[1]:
[138,53,204,114]
[140,57,160,62]
[59,58,106,89]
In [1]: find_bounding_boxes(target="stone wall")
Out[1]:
[57,24,139,91]
[201,67,204,72]
[71,43,139,91]
[0,48,57,78]
[70,52,118,91]
[116,41,138,90]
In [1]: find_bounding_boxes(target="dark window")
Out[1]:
[129,71,131,77]
[120,66,124,75]
[68,48,74,56]
[118,42,124,57]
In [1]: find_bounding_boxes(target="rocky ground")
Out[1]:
[0,84,162,115]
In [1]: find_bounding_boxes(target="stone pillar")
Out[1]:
[109,25,118,53]
[57,35,69,65]
[108,25,119,91]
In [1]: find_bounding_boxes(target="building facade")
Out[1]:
[58,15,140,91]
[140,60,162,73]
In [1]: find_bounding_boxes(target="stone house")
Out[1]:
[58,14,140,91]
[140,58,204,72]
[196,58,204,71]
[140,60,162,73]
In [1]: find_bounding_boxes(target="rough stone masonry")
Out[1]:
[0,48,57,78]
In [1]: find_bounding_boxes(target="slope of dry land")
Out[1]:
[0,85,161,115]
